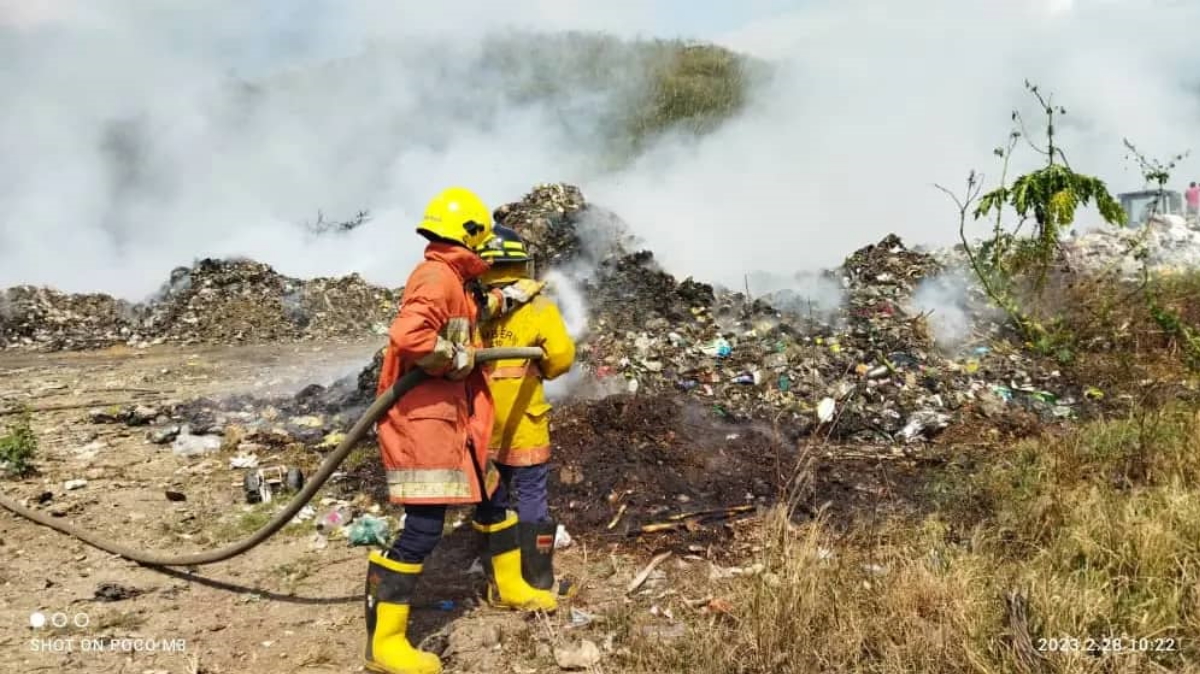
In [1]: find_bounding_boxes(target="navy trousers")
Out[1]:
[496,463,550,524]
[387,462,551,563]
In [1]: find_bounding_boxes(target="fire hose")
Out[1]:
[0,346,544,568]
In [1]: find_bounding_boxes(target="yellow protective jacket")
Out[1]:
[480,293,575,466]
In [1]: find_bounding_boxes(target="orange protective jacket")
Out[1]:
[375,243,498,505]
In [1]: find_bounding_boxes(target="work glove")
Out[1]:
[415,337,477,379]
[446,344,476,381]
[500,279,546,308]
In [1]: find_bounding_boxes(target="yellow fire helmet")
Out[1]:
[416,186,495,251]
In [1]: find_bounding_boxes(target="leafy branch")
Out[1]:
[938,81,1125,352]
[972,82,1126,293]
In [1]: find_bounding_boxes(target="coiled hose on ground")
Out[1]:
[0,346,544,568]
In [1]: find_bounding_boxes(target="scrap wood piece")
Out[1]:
[637,505,759,535]
[626,551,672,595]
[606,503,628,530]
[666,505,755,522]
[639,521,682,534]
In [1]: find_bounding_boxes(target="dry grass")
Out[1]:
[1027,269,1200,389]
[625,404,1200,673]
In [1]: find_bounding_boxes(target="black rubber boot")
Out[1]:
[519,520,575,597]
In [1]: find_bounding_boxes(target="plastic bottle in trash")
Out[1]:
[732,372,758,385]
[316,508,347,533]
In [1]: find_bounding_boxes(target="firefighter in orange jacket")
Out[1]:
[478,225,577,597]
[364,187,557,674]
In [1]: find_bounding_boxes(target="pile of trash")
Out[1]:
[10,181,1151,442]
[0,259,401,350]
[1063,217,1200,278]
[323,183,1085,443]
[554,227,1073,441]
[495,182,637,271]
[0,287,137,351]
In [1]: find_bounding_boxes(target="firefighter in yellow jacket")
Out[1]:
[478,224,577,596]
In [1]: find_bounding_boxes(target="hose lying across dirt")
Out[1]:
[0,347,544,568]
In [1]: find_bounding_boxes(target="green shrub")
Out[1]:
[0,407,37,477]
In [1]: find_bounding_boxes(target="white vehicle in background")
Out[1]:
[1117,189,1188,227]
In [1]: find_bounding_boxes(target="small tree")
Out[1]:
[973,82,1126,287]
[940,81,1126,354]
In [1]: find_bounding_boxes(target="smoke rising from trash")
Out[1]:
[909,274,975,351]
[3,1,1200,300]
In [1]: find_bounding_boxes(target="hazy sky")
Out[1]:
[3,0,1199,298]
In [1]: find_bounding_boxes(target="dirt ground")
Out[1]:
[0,342,941,673]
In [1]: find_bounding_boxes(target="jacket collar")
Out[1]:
[424,242,489,280]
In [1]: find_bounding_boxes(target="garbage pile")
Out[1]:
[495,182,637,271]
[494,183,589,270]
[0,258,401,350]
[0,287,137,351]
[331,183,1084,443]
[7,181,1127,442]
[569,232,1075,442]
[1062,217,1200,278]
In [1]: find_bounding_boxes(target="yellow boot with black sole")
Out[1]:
[363,551,442,674]
[474,514,558,612]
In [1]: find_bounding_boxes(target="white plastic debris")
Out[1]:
[898,410,952,443]
[554,524,573,550]
[64,479,88,490]
[229,454,259,469]
[817,397,836,423]
[554,639,601,670]
[467,557,485,576]
[172,432,222,457]
[294,505,317,522]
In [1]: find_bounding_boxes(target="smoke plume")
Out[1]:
[909,273,975,351]
[4,0,1200,300]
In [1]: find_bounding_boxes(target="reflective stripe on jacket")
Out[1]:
[481,293,575,466]
[375,243,497,505]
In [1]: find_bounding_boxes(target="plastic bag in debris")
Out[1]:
[172,432,222,457]
[555,524,573,550]
[816,398,836,423]
[897,410,952,443]
[700,338,732,358]
[347,515,391,547]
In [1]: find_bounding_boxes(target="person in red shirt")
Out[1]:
[1186,182,1200,221]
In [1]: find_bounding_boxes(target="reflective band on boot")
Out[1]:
[473,514,558,612]
[364,551,442,674]
[519,520,577,597]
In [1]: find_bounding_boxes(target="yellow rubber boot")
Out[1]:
[474,514,558,612]
[364,551,442,674]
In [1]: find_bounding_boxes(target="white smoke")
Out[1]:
[4,0,1200,302]
[542,267,590,402]
[909,273,975,351]
[745,270,846,319]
